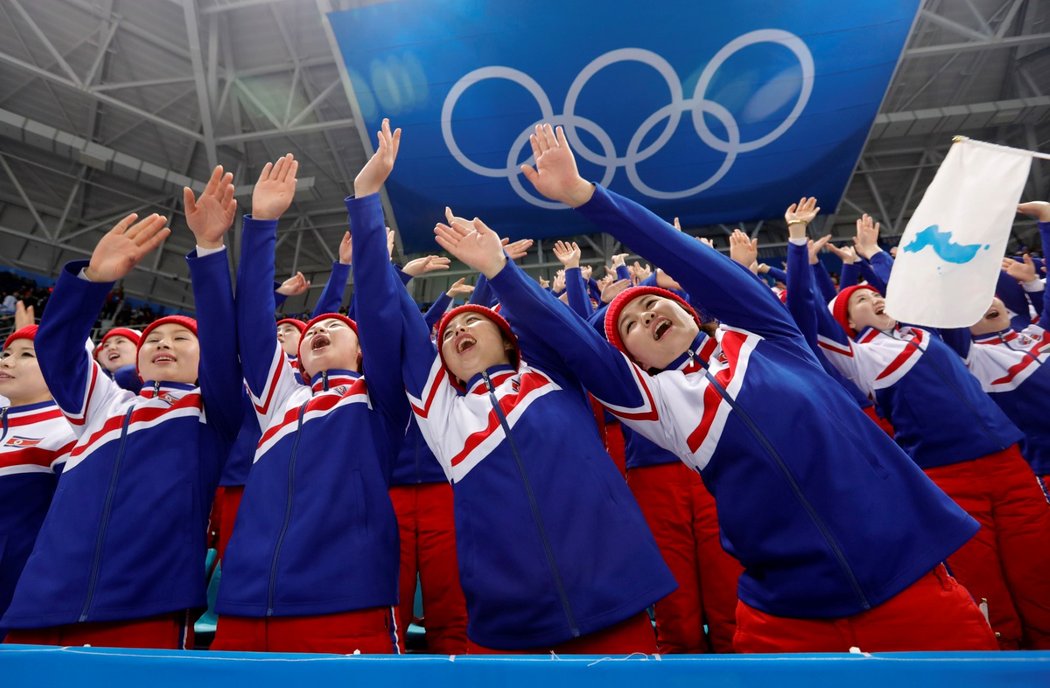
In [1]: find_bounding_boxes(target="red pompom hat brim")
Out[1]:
[3,325,38,351]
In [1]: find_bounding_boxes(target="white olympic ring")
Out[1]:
[441,29,815,207]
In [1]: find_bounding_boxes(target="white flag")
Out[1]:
[885,138,1032,328]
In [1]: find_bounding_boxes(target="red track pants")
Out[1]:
[467,611,656,655]
[208,485,245,561]
[5,612,192,649]
[627,461,742,653]
[924,445,1050,649]
[389,482,468,655]
[212,607,398,654]
[734,565,998,652]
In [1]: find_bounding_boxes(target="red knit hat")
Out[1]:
[828,284,879,338]
[603,286,702,362]
[276,318,307,335]
[94,327,142,361]
[297,313,361,377]
[3,325,38,351]
[435,304,520,386]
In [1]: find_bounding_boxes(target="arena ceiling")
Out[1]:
[0,0,1048,311]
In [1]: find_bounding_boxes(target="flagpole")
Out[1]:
[952,136,1050,161]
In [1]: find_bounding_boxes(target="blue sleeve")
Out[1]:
[1038,222,1050,330]
[346,194,410,430]
[273,284,288,311]
[112,364,143,394]
[937,327,973,360]
[839,262,859,290]
[857,256,888,294]
[235,215,282,398]
[311,261,350,318]
[468,273,497,307]
[187,248,244,443]
[396,267,413,287]
[785,241,854,351]
[765,266,787,283]
[587,278,602,304]
[35,261,115,414]
[615,265,630,282]
[576,185,803,342]
[564,267,594,318]
[785,241,872,407]
[811,262,838,304]
[487,259,649,409]
[423,291,451,331]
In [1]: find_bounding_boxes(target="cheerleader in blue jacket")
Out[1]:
[357,120,676,654]
[792,199,1050,650]
[0,325,74,642]
[431,123,999,653]
[212,151,407,654]
[2,167,242,649]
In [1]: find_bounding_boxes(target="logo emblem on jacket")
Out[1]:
[5,435,42,447]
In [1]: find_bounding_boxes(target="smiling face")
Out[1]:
[970,297,1012,336]
[439,311,514,384]
[298,317,360,379]
[137,324,199,384]
[616,293,700,371]
[0,340,51,406]
[847,289,896,333]
[276,323,302,357]
[98,335,137,372]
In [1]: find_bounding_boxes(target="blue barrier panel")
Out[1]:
[327,0,920,251]
[3,646,1049,688]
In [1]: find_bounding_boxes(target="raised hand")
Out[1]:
[502,238,534,261]
[610,252,629,269]
[600,278,631,304]
[276,271,310,297]
[697,236,715,249]
[853,214,882,259]
[655,268,683,292]
[1017,201,1050,222]
[1001,255,1039,283]
[402,255,452,277]
[253,154,298,220]
[433,216,506,278]
[183,164,237,249]
[519,123,594,208]
[728,228,758,269]
[672,217,683,232]
[13,300,34,330]
[386,228,396,259]
[552,269,566,293]
[826,242,857,265]
[85,213,171,283]
[632,261,653,283]
[784,196,820,240]
[445,277,475,298]
[808,234,832,265]
[538,275,550,290]
[355,118,401,198]
[552,240,582,269]
[338,231,352,265]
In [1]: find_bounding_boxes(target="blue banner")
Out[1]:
[328,0,920,252]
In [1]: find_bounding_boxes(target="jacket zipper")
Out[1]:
[0,407,8,443]
[687,350,871,610]
[79,407,134,621]
[266,401,308,616]
[481,371,580,637]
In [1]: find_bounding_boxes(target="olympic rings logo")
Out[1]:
[441,30,814,209]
